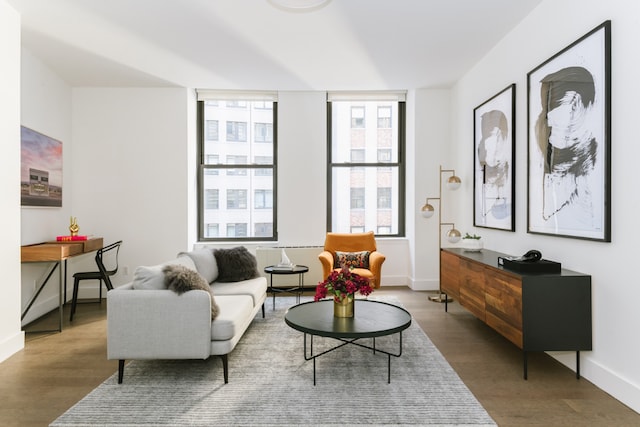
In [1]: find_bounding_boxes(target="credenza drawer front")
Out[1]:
[441,250,460,299]
[485,270,523,348]
[459,259,486,321]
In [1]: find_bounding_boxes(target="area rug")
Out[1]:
[51,296,496,426]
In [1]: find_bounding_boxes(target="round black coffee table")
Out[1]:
[284,299,411,385]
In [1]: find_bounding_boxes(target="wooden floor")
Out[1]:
[1,286,638,426]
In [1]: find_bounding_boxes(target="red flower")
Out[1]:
[314,265,373,302]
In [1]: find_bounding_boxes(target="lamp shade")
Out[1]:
[446,175,462,190]
[421,203,435,218]
[446,228,461,243]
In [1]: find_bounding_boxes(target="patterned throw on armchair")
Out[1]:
[318,231,386,289]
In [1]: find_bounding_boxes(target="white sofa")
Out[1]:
[107,248,267,384]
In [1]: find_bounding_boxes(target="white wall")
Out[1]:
[411,89,455,290]
[0,0,24,362]
[19,48,74,325]
[450,0,640,413]
[71,87,191,281]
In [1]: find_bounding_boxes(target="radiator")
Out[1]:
[256,246,324,288]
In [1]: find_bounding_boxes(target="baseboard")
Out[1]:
[407,278,439,291]
[0,330,25,363]
[550,351,640,414]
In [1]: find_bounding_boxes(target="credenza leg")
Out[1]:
[523,351,528,380]
[576,351,580,380]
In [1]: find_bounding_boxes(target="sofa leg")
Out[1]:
[262,302,265,318]
[220,354,229,384]
[118,360,125,384]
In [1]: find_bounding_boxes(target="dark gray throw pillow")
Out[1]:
[163,264,220,320]
[213,246,260,282]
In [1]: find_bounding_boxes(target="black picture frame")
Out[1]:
[527,21,611,242]
[473,84,516,231]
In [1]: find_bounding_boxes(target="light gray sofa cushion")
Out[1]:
[132,256,197,290]
[212,277,268,307]
[210,295,254,341]
[178,248,218,283]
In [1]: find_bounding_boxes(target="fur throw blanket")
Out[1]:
[163,264,220,320]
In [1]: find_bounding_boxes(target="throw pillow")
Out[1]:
[213,246,261,282]
[132,265,165,290]
[178,248,219,283]
[163,264,220,320]
[334,251,370,269]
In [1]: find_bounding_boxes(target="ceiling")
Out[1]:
[9,0,543,90]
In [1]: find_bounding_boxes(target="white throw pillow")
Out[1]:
[132,257,197,290]
[132,265,164,290]
[178,249,219,283]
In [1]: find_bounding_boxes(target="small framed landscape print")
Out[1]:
[473,84,516,231]
[527,21,611,241]
[20,126,63,207]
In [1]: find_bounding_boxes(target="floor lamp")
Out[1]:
[421,165,462,303]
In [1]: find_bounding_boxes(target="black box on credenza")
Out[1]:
[498,257,562,274]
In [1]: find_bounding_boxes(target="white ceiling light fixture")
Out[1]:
[267,0,331,13]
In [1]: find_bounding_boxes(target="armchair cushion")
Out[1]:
[334,250,370,269]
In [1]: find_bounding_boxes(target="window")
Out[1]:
[227,223,247,237]
[254,156,273,176]
[377,149,391,162]
[255,123,273,142]
[226,121,247,142]
[351,106,365,128]
[205,189,219,209]
[226,155,248,176]
[327,93,406,236]
[377,187,391,209]
[227,189,247,209]
[350,149,365,163]
[205,223,219,238]
[351,188,365,209]
[197,91,277,241]
[377,106,392,128]
[254,189,273,209]
[205,154,219,175]
[254,223,273,237]
[205,120,218,141]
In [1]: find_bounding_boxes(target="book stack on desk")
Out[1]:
[56,235,89,241]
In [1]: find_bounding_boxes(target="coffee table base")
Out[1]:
[302,332,404,385]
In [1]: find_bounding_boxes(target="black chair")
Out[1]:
[70,240,122,321]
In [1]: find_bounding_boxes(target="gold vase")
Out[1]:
[333,295,354,318]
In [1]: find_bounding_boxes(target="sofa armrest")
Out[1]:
[107,287,212,360]
[318,251,334,281]
[368,250,386,288]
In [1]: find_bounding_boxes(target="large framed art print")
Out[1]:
[527,21,611,242]
[473,84,515,231]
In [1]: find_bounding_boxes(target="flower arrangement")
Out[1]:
[314,265,373,303]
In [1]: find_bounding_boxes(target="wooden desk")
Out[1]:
[21,238,103,332]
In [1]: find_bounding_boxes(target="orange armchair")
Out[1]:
[318,231,385,289]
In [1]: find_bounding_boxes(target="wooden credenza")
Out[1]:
[440,248,592,379]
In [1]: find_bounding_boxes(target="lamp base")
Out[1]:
[428,293,452,303]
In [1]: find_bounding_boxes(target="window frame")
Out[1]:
[197,98,278,242]
[326,98,406,237]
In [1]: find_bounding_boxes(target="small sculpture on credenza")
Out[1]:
[69,216,80,237]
